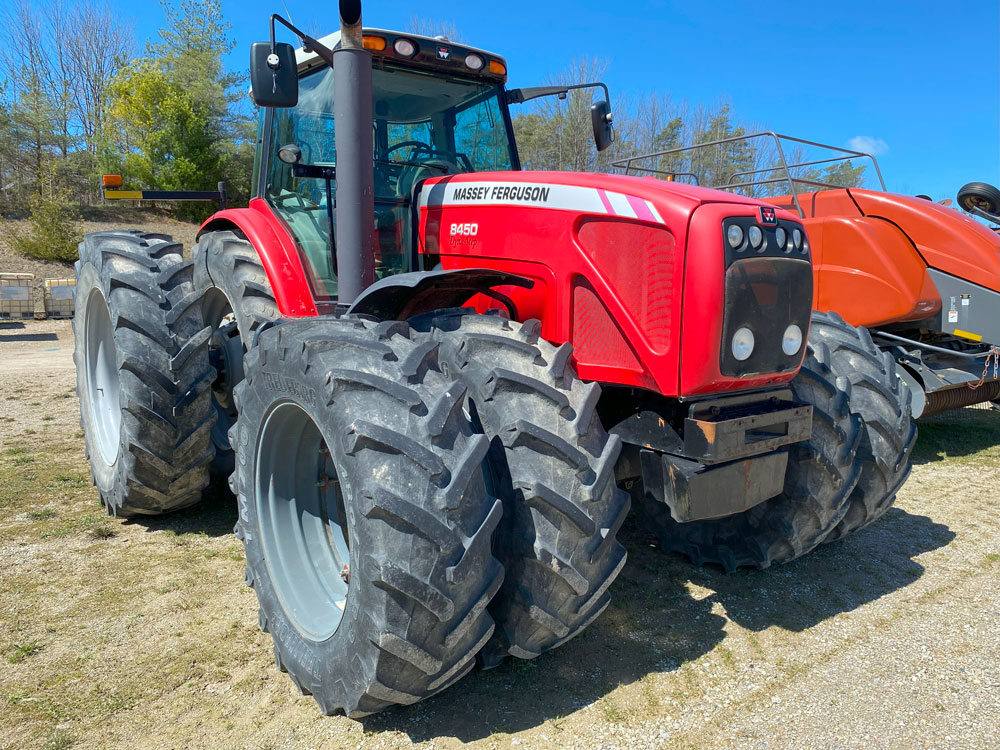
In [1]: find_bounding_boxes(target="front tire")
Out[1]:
[232,317,504,716]
[411,311,629,665]
[73,231,216,516]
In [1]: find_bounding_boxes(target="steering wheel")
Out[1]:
[386,141,434,160]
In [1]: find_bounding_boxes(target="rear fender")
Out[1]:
[198,198,319,318]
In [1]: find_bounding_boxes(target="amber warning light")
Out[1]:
[102,174,123,188]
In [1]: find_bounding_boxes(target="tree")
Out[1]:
[102,0,253,216]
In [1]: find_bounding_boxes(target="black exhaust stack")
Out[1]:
[333,0,375,304]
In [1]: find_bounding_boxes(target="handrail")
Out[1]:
[612,131,887,219]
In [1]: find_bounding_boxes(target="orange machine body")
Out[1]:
[766,188,1000,328]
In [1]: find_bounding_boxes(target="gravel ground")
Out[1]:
[1,322,998,750]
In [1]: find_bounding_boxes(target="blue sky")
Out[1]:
[115,0,997,201]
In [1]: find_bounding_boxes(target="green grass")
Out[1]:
[43,730,75,750]
[8,641,42,663]
[27,509,58,520]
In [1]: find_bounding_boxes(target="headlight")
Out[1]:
[732,327,755,361]
[782,324,803,356]
[792,228,802,249]
[465,53,485,71]
[775,226,787,250]
[748,225,763,249]
[727,224,744,248]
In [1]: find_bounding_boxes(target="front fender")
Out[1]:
[347,269,534,320]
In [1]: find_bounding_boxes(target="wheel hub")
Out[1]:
[84,289,121,465]
[255,403,351,642]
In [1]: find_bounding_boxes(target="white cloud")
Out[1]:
[846,136,889,156]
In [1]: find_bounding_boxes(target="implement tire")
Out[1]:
[192,229,279,474]
[809,312,916,542]
[232,317,504,717]
[641,332,863,570]
[411,311,629,665]
[73,230,216,515]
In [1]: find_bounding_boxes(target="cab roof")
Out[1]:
[295,27,508,76]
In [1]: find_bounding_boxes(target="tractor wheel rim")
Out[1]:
[85,288,121,465]
[256,402,351,642]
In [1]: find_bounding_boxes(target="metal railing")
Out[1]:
[611,132,887,218]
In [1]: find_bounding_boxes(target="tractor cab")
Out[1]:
[253,28,518,299]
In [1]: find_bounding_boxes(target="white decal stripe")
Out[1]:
[418,181,665,226]
[606,191,637,218]
[419,181,609,214]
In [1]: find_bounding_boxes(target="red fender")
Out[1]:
[198,198,319,318]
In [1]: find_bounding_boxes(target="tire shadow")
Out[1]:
[122,481,237,538]
[690,507,954,634]
[911,408,1000,464]
[361,518,727,743]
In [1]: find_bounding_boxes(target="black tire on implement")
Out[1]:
[73,230,216,515]
[639,330,864,571]
[192,229,279,472]
[411,311,629,666]
[809,312,916,542]
[232,317,504,717]
[957,181,1000,216]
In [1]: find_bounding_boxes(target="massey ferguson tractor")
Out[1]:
[617,133,1000,423]
[72,2,913,717]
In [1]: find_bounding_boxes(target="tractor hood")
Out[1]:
[848,188,1000,292]
[418,170,809,398]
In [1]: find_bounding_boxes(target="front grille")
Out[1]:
[719,257,813,377]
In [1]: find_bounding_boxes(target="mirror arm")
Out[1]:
[507,81,612,107]
[270,14,336,69]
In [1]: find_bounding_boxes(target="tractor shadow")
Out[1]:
[366,507,953,742]
[123,480,238,538]
[911,408,1000,464]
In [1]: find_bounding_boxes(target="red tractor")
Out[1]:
[72,2,913,717]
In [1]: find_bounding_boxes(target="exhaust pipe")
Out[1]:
[333,0,375,304]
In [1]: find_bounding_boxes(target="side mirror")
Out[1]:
[591,101,614,152]
[250,41,298,108]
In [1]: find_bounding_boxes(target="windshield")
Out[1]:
[264,63,515,300]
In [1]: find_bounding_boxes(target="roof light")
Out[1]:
[101,174,123,188]
[362,35,386,51]
[489,59,507,76]
[465,53,485,71]
[393,38,417,57]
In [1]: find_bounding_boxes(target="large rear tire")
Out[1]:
[192,229,279,474]
[73,231,216,515]
[232,317,504,716]
[809,312,916,542]
[639,331,863,570]
[411,311,629,666]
